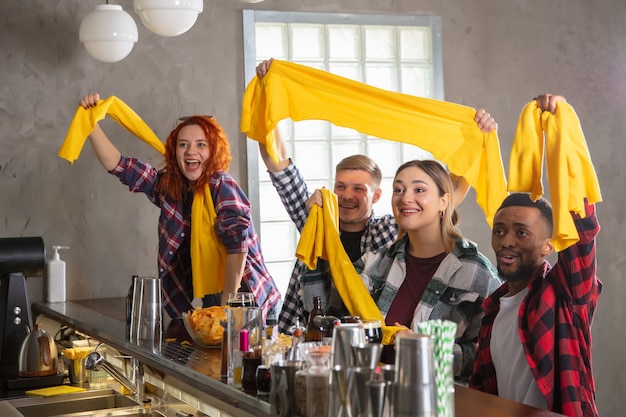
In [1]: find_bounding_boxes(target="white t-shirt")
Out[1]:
[491,288,547,409]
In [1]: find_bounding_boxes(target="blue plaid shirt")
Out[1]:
[111,156,282,320]
[268,161,397,333]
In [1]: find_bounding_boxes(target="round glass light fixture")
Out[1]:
[133,0,203,37]
[79,4,138,63]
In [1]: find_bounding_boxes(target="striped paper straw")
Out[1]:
[418,319,457,417]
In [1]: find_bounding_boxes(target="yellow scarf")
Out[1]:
[508,101,602,251]
[296,188,403,345]
[240,60,507,226]
[59,96,226,296]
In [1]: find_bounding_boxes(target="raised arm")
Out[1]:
[258,127,290,172]
[79,93,121,171]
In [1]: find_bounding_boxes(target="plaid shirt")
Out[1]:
[268,161,397,333]
[111,156,282,320]
[470,202,601,417]
[349,234,501,380]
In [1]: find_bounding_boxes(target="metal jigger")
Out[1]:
[328,365,353,417]
[352,342,383,370]
[352,366,374,417]
[367,379,389,417]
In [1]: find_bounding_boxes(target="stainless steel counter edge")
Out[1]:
[33,301,272,417]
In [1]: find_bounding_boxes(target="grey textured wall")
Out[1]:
[1,0,624,414]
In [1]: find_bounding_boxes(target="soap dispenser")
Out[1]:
[47,245,69,302]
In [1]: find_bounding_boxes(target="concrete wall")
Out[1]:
[1,0,624,414]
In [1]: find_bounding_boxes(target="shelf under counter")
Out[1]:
[33,299,271,417]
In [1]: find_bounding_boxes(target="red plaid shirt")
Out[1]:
[470,202,601,417]
[111,156,281,320]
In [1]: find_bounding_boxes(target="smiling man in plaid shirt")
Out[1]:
[259,145,396,333]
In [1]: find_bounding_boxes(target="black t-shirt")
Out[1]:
[340,229,366,261]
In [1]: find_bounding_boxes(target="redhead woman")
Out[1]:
[78,93,281,321]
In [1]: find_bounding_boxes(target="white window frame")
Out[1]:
[242,10,443,296]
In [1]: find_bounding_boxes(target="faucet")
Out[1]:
[85,343,144,399]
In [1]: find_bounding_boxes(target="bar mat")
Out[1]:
[26,385,86,397]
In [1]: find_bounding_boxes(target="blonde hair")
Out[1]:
[335,154,383,189]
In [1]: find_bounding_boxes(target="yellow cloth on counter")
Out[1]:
[296,188,403,345]
[25,385,86,397]
[241,60,507,226]
[508,101,602,251]
[59,96,226,296]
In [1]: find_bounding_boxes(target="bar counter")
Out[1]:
[33,299,565,417]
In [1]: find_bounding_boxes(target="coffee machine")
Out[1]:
[0,237,45,377]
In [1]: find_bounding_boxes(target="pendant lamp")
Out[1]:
[79,4,138,63]
[133,0,203,37]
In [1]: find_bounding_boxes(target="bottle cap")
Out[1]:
[51,245,70,260]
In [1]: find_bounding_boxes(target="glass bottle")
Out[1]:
[305,296,325,342]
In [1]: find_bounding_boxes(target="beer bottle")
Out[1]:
[305,296,325,342]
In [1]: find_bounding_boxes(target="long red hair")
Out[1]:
[157,116,232,201]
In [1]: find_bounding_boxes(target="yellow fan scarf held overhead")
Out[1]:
[59,96,226,297]
[240,59,508,227]
[296,188,404,345]
[508,100,602,251]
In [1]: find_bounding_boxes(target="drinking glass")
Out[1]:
[360,319,383,344]
[226,306,262,387]
[130,276,163,353]
[227,292,255,307]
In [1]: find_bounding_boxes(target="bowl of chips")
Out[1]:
[183,306,228,347]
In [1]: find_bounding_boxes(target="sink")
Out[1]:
[5,389,139,417]
[4,389,199,417]
[38,410,166,417]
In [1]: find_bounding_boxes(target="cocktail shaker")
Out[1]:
[330,323,366,368]
[394,334,438,417]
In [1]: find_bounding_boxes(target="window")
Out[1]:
[243,11,443,296]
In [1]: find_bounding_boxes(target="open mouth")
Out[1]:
[498,252,518,265]
[185,159,201,169]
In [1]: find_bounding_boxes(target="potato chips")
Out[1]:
[185,306,228,346]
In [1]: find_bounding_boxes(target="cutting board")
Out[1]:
[25,385,86,397]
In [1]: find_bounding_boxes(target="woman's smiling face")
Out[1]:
[391,165,448,233]
[175,124,210,184]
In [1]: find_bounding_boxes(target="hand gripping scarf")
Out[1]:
[296,188,404,345]
[59,96,226,297]
[240,59,507,227]
[508,100,602,251]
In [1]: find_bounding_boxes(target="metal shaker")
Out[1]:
[329,323,366,367]
[394,334,438,417]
